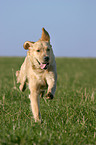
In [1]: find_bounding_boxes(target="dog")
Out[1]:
[16,28,57,122]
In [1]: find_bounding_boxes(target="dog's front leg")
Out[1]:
[46,71,57,99]
[30,92,41,122]
[29,82,41,122]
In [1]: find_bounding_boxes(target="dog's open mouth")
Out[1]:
[36,58,49,70]
[40,63,49,69]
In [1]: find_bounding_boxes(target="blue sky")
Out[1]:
[0,0,96,57]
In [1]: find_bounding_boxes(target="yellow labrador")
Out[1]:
[16,28,57,122]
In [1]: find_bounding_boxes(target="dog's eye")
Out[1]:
[37,50,40,52]
[47,48,50,51]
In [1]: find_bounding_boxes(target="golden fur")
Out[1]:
[16,28,57,122]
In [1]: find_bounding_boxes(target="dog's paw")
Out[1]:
[16,70,19,77]
[35,119,42,124]
[16,71,20,83]
[46,92,54,100]
[19,85,23,91]
[19,83,26,92]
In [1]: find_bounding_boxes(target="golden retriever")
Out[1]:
[16,28,57,122]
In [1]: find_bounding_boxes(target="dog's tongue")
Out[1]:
[40,63,47,69]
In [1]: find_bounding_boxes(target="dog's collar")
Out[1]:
[35,58,49,70]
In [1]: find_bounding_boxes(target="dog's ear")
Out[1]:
[40,28,50,42]
[23,41,35,50]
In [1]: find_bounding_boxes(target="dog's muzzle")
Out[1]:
[35,58,49,70]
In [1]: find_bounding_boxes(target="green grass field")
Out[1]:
[0,57,96,145]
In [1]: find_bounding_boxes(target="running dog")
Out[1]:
[16,28,57,122]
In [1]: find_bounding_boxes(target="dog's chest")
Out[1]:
[34,72,47,91]
[38,75,47,87]
[29,68,48,90]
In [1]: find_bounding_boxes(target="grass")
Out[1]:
[0,57,96,145]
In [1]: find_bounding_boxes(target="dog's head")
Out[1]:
[23,28,54,70]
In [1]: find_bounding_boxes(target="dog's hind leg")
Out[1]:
[16,70,27,91]
[16,58,27,91]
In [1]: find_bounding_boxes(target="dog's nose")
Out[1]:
[44,56,49,62]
